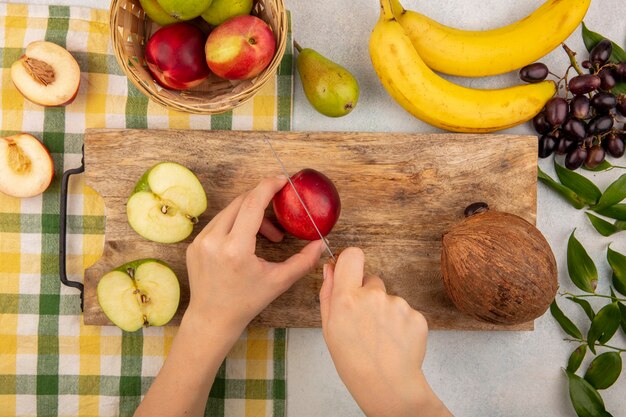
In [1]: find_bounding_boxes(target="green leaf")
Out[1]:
[567,370,607,417]
[538,167,586,209]
[556,161,602,206]
[596,204,626,221]
[584,352,622,390]
[582,22,626,63]
[619,302,626,335]
[592,174,626,212]
[567,230,599,293]
[607,246,626,296]
[568,296,596,320]
[586,212,626,237]
[612,82,626,96]
[551,300,583,339]
[582,160,614,173]
[568,345,587,373]
[587,302,621,353]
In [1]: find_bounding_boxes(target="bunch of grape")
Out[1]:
[522,40,626,170]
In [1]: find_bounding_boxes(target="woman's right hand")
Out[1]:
[319,248,453,417]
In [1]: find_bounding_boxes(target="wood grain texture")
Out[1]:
[83,129,538,330]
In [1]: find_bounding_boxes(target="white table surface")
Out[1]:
[7,0,626,415]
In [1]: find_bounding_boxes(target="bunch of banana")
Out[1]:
[390,0,591,77]
[369,0,589,132]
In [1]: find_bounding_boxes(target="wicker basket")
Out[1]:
[110,0,287,114]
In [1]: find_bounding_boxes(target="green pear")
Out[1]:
[139,0,180,26]
[201,0,253,26]
[156,0,212,21]
[295,41,359,117]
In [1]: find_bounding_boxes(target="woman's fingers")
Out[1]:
[259,217,284,243]
[319,262,335,327]
[229,176,288,251]
[363,275,386,292]
[195,192,248,241]
[268,240,324,289]
[331,247,366,297]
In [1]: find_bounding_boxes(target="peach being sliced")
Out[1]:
[0,133,54,198]
[10,41,80,107]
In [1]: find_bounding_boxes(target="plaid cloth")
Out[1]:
[0,4,293,416]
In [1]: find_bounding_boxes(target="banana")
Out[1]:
[390,0,590,77]
[369,0,556,133]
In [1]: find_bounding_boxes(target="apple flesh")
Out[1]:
[145,23,211,90]
[273,169,341,241]
[204,15,276,80]
[127,162,207,243]
[0,133,54,198]
[10,41,80,107]
[97,259,180,332]
[201,0,253,26]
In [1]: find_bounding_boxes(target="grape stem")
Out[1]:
[560,291,626,302]
[562,43,584,76]
[564,338,626,353]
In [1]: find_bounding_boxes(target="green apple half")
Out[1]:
[97,259,180,332]
[127,162,207,243]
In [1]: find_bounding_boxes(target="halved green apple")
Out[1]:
[127,162,207,243]
[97,259,180,332]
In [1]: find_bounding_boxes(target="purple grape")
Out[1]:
[598,68,617,91]
[588,115,614,135]
[557,137,576,155]
[569,74,601,95]
[565,147,588,170]
[590,92,617,114]
[545,97,568,126]
[584,145,606,169]
[570,95,590,119]
[538,135,558,158]
[562,118,587,140]
[582,60,592,69]
[616,63,626,80]
[618,95,626,117]
[590,39,613,66]
[519,63,549,83]
[604,133,625,158]
[532,112,551,134]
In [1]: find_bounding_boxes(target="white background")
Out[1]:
[7,0,626,415]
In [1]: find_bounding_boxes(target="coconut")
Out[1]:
[441,203,558,325]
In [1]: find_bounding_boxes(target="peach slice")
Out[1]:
[10,41,80,107]
[0,133,54,198]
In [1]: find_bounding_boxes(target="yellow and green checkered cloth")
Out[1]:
[0,4,293,416]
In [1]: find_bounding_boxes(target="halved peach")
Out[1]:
[10,41,80,107]
[0,133,54,198]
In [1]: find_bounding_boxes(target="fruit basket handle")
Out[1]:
[59,146,85,311]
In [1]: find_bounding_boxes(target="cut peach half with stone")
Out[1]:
[10,41,81,107]
[0,133,54,198]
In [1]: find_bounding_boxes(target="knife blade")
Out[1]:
[264,138,337,264]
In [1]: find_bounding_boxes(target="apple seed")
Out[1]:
[126,267,135,278]
[185,214,199,224]
[22,57,55,86]
[7,140,32,174]
[143,315,149,326]
[161,205,169,214]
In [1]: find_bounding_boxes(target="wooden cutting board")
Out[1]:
[83,129,538,330]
